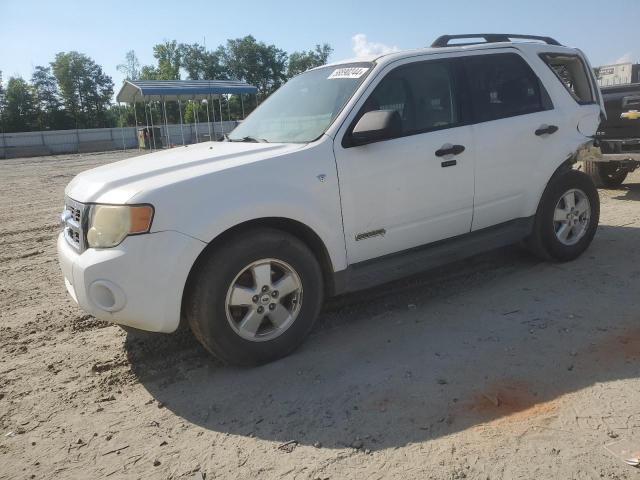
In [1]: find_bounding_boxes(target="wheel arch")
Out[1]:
[533,157,576,217]
[181,217,337,324]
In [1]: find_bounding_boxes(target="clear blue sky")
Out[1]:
[1,0,638,91]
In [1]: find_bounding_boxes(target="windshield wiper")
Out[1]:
[229,136,269,143]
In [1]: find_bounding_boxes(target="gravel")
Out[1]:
[1,151,640,479]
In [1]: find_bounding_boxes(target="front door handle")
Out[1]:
[435,144,465,157]
[535,124,559,136]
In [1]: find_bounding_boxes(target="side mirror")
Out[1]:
[350,110,402,146]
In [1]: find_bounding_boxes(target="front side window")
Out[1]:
[355,60,459,137]
[540,53,595,104]
[464,53,547,122]
[228,63,372,143]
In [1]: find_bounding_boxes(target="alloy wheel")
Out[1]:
[225,258,303,342]
[553,188,591,246]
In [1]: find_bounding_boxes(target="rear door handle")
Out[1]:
[435,144,465,157]
[535,124,558,136]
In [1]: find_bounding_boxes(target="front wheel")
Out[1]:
[185,228,324,366]
[527,170,600,262]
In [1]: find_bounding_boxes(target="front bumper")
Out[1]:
[57,230,206,333]
[578,140,640,163]
[599,138,640,161]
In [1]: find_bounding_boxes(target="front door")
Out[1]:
[333,57,475,264]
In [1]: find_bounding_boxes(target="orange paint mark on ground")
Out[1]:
[456,380,560,425]
[588,327,640,364]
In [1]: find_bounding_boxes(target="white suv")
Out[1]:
[58,34,605,365]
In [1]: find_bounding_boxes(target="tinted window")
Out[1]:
[540,53,595,104]
[465,53,546,122]
[358,61,459,136]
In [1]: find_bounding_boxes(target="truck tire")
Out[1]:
[185,228,324,366]
[527,170,599,262]
[583,160,628,188]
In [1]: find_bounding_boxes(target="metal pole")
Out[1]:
[218,96,223,139]
[144,100,150,129]
[178,99,185,145]
[241,94,245,119]
[144,99,151,150]
[0,108,5,159]
[214,94,218,139]
[193,99,199,143]
[118,102,126,150]
[133,97,139,151]
[205,100,212,142]
[149,101,157,151]
[226,94,231,121]
[162,98,170,147]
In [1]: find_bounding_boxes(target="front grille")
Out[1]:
[62,197,88,253]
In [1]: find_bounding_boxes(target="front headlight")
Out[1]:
[86,204,154,248]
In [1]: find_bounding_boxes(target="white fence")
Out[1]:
[0,121,240,159]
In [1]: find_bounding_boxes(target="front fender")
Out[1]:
[132,138,348,272]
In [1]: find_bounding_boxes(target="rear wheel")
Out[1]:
[527,170,599,262]
[584,160,628,188]
[185,228,324,366]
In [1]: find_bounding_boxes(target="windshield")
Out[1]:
[228,63,373,143]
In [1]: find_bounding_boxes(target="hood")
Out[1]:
[65,141,303,204]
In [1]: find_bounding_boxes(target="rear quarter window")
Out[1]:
[540,53,596,104]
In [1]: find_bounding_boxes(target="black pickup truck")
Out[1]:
[584,83,640,187]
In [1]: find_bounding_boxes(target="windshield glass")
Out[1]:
[228,63,373,143]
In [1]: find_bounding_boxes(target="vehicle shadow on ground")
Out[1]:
[611,180,640,201]
[125,224,640,450]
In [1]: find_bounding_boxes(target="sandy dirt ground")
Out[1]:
[1,150,640,480]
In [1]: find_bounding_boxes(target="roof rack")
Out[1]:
[431,34,562,48]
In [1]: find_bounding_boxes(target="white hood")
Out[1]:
[65,141,303,204]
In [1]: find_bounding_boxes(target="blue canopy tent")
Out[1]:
[116,79,258,149]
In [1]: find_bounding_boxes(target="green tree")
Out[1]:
[287,43,333,78]
[153,40,181,80]
[179,43,227,80]
[221,36,288,98]
[4,77,37,132]
[31,66,67,130]
[182,100,199,124]
[117,50,141,81]
[139,65,160,80]
[51,51,114,128]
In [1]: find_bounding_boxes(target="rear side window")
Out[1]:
[463,53,548,122]
[540,53,595,104]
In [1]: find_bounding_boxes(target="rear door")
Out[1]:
[462,51,560,231]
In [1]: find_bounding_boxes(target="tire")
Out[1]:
[584,160,628,188]
[185,228,324,366]
[527,170,600,262]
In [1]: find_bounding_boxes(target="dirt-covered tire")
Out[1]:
[583,160,628,188]
[184,228,324,366]
[527,170,599,262]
